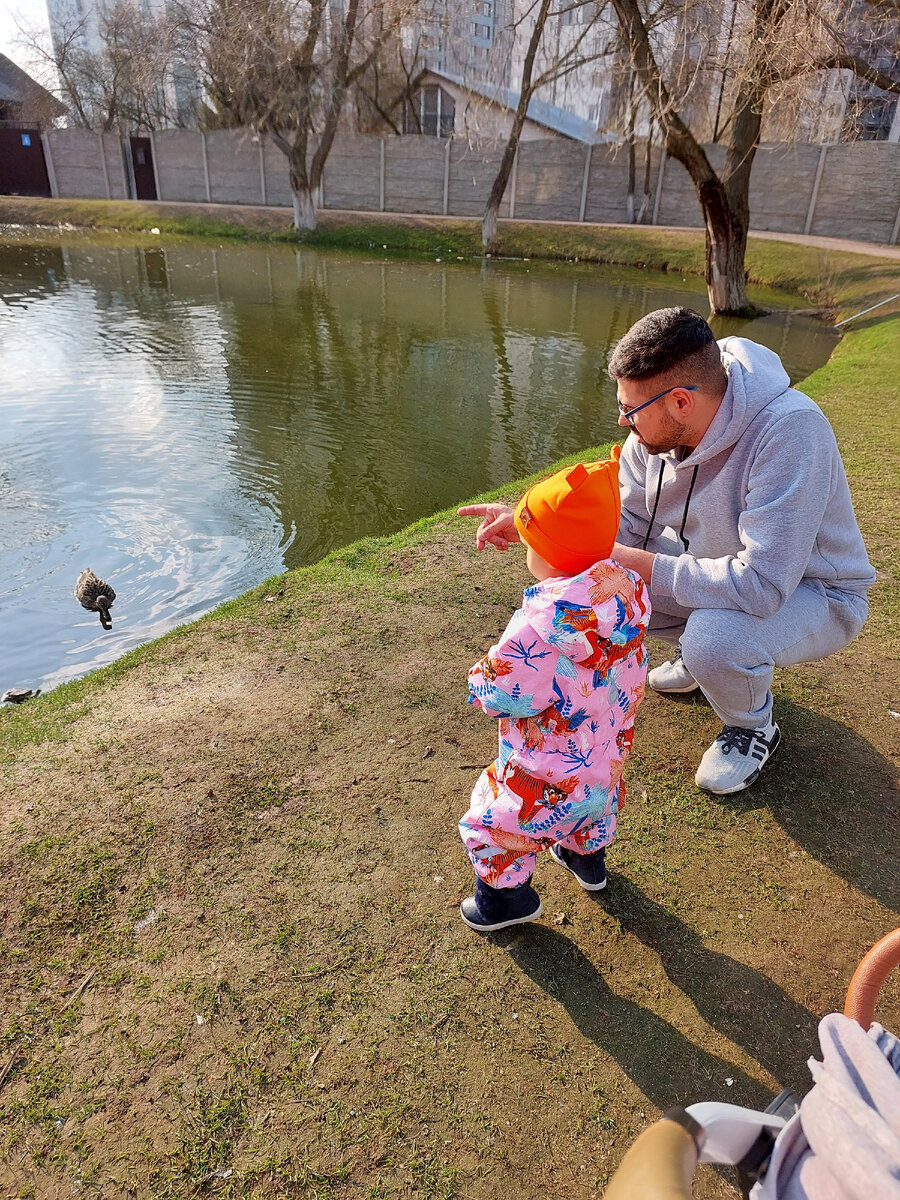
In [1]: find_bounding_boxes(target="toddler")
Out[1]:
[459,447,650,931]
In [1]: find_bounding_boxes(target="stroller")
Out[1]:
[603,928,900,1199]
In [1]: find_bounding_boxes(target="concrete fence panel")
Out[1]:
[582,143,664,224]
[100,133,128,199]
[30,129,900,246]
[654,147,719,228]
[514,139,585,222]
[261,140,293,208]
[323,135,382,211]
[447,143,511,218]
[205,130,264,206]
[384,136,446,215]
[748,143,824,235]
[45,129,109,199]
[154,131,208,203]
[810,142,899,244]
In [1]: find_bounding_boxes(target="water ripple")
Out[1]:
[0,239,838,693]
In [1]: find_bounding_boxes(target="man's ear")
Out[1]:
[672,388,696,414]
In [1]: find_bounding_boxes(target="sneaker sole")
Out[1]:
[648,676,700,694]
[459,900,543,932]
[549,846,607,891]
[696,727,782,795]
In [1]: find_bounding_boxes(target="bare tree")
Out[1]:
[191,0,415,231]
[605,50,656,224]
[610,0,900,315]
[353,23,428,133]
[15,2,188,133]
[482,0,618,250]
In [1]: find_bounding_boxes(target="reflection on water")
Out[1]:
[0,237,838,693]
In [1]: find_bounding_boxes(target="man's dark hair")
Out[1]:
[608,307,726,391]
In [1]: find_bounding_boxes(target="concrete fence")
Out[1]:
[39,129,900,245]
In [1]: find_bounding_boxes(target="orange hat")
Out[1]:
[514,445,622,575]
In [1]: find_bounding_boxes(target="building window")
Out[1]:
[475,0,493,13]
[473,21,491,39]
[849,96,896,141]
[406,85,455,138]
[561,0,596,26]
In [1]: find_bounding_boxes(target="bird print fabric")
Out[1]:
[460,559,650,887]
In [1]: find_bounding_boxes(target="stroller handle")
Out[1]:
[603,1114,697,1199]
[844,927,900,1030]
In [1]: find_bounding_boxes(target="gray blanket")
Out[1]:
[754,1013,900,1199]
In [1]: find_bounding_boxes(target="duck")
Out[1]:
[75,568,116,629]
[1,688,40,704]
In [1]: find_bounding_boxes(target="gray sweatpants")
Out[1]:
[648,581,869,729]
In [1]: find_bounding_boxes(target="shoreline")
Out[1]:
[3,195,899,320]
[0,207,897,1197]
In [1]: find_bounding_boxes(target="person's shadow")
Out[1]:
[599,876,819,1096]
[716,699,899,914]
[497,922,779,1113]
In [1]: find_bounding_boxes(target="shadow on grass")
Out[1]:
[720,699,900,914]
[599,877,819,1096]
[498,924,775,1114]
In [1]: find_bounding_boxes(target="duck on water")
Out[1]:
[75,568,116,630]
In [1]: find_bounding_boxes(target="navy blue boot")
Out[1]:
[550,843,607,891]
[460,876,542,932]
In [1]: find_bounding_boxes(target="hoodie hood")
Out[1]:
[684,337,793,467]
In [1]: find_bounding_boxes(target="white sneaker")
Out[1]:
[648,647,699,694]
[695,720,781,795]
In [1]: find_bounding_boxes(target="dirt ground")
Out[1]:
[1,510,897,1199]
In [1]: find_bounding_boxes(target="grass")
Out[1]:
[0,208,897,1198]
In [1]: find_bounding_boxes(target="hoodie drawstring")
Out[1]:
[640,461,699,553]
[677,466,699,552]
[641,460,665,551]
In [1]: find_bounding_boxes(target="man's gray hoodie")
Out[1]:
[617,337,874,619]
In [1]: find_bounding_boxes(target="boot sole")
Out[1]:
[459,900,543,932]
[549,846,607,891]
[696,728,782,795]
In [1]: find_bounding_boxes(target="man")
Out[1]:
[459,307,874,795]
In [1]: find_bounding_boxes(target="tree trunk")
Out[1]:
[609,0,762,316]
[625,68,636,223]
[626,136,636,223]
[636,127,653,223]
[482,198,500,253]
[290,174,317,231]
[482,142,517,252]
[700,190,757,317]
[482,0,552,253]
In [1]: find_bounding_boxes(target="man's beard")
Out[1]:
[638,413,690,456]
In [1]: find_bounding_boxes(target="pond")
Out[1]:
[0,233,839,695]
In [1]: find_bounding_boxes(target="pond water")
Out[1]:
[0,234,839,695]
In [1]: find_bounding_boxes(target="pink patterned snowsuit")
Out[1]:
[460,559,650,888]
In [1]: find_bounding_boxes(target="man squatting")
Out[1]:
[462,307,874,795]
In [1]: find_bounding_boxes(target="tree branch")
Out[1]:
[813,53,900,94]
[609,0,718,187]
